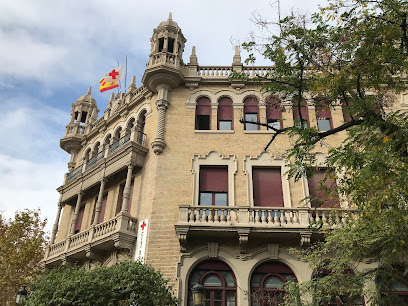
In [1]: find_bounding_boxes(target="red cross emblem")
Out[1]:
[140,221,147,230]
[109,69,119,80]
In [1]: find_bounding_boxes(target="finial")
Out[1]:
[168,12,173,21]
[87,86,92,95]
[233,46,242,66]
[189,46,198,65]
[128,75,137,92]
[235,46,240,56]
[108,92,114,103]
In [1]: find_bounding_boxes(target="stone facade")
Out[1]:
[43,13,407,306]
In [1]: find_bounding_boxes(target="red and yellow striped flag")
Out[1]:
[99,78,119,93]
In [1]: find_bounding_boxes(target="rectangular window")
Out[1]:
[199,166,228,206]
[245,113,258,130]
[293,104,309,128]
[196,115,210,130]
[317,118,331,131]
[219,120,232,130]
[267,119,281,130]
[252,167,284,207]
[308,169,339,208]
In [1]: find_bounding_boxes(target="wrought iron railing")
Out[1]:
[109,133,131,155]
[86,150,105,170]
[66,165,83,182]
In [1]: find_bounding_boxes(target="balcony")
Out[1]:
[43,212,138,267]
[175,205,357,253]
[61,131,148,203]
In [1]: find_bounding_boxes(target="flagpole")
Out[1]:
[117,60,120,94]
[124,56,128,94]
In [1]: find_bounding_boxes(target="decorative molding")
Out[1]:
[208,242,219,258]
[300,231,312,247]
[267,243,279,259]
[237,228,251,254]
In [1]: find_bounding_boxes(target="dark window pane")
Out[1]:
[197,115,210,130]
[245,113,258,130]
[219,120,232,130]
[317,119,331,131]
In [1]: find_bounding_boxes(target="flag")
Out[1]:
[101,66,124,83]
[99,78,119,93]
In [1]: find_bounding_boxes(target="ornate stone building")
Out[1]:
[43,14,407,306]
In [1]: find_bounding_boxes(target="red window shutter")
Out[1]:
[244,96,259,113]
[308,170,339,208]
[98,194,108,223]
[196,97,211,115]
[199,166,228,192]
[266,97,282,120]
[252,167,284,207]
[293,104,310,123]
[75,206,85,232]
[315,105,331,118]
[218,97,233,120]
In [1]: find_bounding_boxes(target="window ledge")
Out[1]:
[195,130,235,134]
[244,130,282,134]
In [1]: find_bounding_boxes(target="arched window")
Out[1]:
[196,97,211,130]
[218,97,233,130]
[266,97,282,130]
[250,261,296,306]
[244,96,259,130]
[188,260,236,306]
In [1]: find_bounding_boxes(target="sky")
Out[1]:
[0,0,327,233]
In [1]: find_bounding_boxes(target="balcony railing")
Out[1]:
[66,165,83,182]
[86,150,105,170]
[178,205,357,228]
[109,133,131,155]
[44,213,138,265]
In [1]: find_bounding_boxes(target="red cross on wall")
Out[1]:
[140,221,147,230]
[109,69,119,80]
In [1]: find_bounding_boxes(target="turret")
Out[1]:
[60,86,99,170]
[142,13,187,91]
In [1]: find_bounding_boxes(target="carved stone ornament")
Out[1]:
[300,232,312,247]
[208,241,219,258]
[267,243,279,259]
[237,228,251,254]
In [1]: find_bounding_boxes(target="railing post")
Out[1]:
[88,225,95,242]
[239,207,249,224]
[298,209,310,226]
[179,206,189,223]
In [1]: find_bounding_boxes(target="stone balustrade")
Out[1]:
[43,213,138,267]
[178,205,357,228]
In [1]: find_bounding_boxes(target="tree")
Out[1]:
[25,261,178,306]
[0,209,48,305]
[234,0,408,304]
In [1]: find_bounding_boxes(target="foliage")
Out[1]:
[26,261,179,306]
[0,209,47,305]
[237,0,408,304]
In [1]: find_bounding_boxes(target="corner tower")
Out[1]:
[60,86,99,170]
[142,13,186,154]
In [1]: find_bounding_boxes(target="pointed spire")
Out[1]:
[189,46,198,65]
[168,12,173,21]
[128,75,137,92]
[87,86,92,95]
[233,45,242,66]
[108,92,114,103]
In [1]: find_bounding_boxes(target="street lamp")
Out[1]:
[16,286,28,305]
[192,283,204,306]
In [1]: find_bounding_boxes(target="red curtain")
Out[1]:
[308,170,339,208]
[200,166,228,192]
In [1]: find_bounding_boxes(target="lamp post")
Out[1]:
[192,283,204,306]
[16,286,28,305]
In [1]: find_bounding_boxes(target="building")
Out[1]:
[42,13,399,306]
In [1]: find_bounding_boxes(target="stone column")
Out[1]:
[70,191,84,235]
[93,178,107,225]
[50,201,64,244]
[151,84,171,154]
[121,165,134,213]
